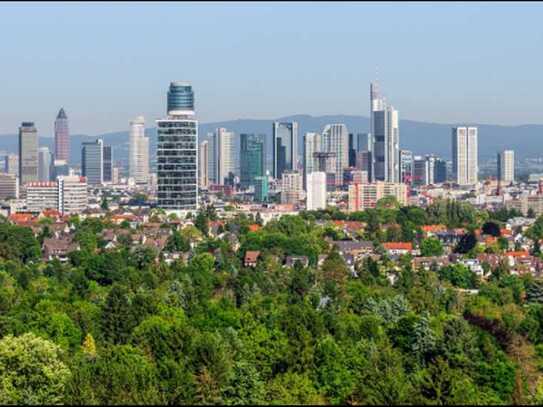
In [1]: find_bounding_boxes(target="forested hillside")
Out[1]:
[2,203,543,404]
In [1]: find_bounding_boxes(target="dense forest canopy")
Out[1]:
[1,200,543,405]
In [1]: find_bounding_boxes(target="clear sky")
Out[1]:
[1,1,542,136]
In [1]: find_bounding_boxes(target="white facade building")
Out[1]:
[371,83,400,183]
[128,116,149,184]
[38,146,52,182]
[58,175,88,214]
[216,127,236,185]
[199,140,209,189]
[322,124,349,186]
[25,176,88,214]
[0,173,19,200]
[306,171,326,210]
[280,171,302,204]
[25,181,58,213]
[498,150,514,184]
[303,132,322,177]
[452,126,478,185]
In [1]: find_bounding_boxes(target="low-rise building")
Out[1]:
[383,242,414,256]
[244,250,261,267]
[0,173,19,200]
[42,237,79,262]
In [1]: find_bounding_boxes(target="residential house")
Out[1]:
[285,255,309,268]
[42,237,79,262]
[244,250,261,267]
[383,242,414,256]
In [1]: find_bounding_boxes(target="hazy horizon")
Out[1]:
[1,2,542,135]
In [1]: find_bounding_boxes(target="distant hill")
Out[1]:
[0,115,542,167]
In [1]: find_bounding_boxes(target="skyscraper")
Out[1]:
[452,126,478,185]
[206,132,217,185]
[348,133,356,168]
[240,133,264,189]
[199,140,209,189]
[38,146,52,182]
[399,149,413,184]
[81,139,103,186]
[103,145,113,183]
[18,122,39,185]
[129,116,150,184]
[54,108,70,162]
[322,123,349,186]
[216,128,236,185]
[4,154,18,177]
[167,81,194,116]
[356,151,372,175]
[273,122,298,180]
[303,132,322,188]
[306,171,326,210]
[356,133,372,152]
[434,158,447,183]
[371,83,399,183]
[157,81,198,211]
[498,150,515,184]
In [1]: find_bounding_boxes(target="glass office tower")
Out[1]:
[81,139,103,186]
[240,133,264,189]
[103,145,113,183]
[272,122,298,180]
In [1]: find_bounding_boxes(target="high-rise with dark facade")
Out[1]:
[434,158,447,183]
[54,108,70,162]
[273,122,298,180]
[348,133,356,168]
[81,139,103,186]
[18,122,39,185]
[103,145,113,183]
[157,81,198,211]
[240,133,264,189]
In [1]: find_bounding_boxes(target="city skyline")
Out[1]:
[1,2,543,135]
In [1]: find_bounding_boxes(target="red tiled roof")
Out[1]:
[383,242,413,251]
[421,224,446,233]
[248,224,261,232]
[333,220,365,230]
[505,251,529,258]
[42,209,62,218]
[111,214,138,222]
[244,250,261,263]
[9,213,35,224]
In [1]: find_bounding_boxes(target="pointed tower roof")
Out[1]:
[56,108,67,120]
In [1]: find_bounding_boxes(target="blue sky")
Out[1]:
[1,2,542,136]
